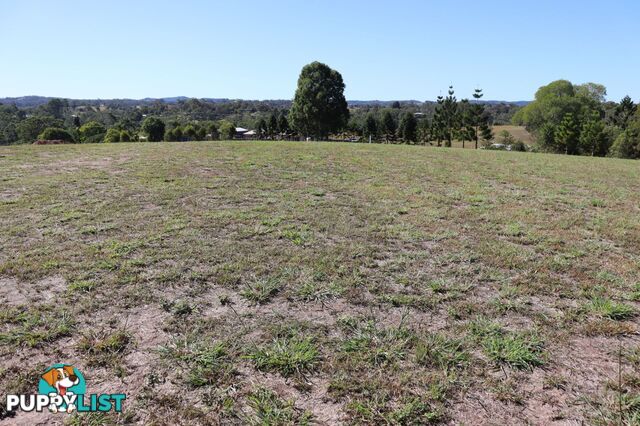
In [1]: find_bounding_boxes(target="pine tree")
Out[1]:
[256,118,267,140]
[398,112,417,143]
[612,96,637,130]
[555,113,580,154]
[418,119,431,145]
[471,88,486,149]
[458,99,474,149]
[436,86,459,147]
[277,113,289,137]
[432,108,445,147]
[363,113,378,140]
[381,110,396,143]
[480,122,493,146]
[580,112,609,156]
[267,113,278,139]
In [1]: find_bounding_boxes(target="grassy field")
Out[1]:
[492,125,535,145]
[1,141,639,424]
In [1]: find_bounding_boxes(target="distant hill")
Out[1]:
[0,96,530,109]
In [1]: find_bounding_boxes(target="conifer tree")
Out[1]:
[381,110,396,143]
[277,113,289,137]
[432,108,445,147]
[398,112,417,143]
[555,113,580,154]
[267,113,278,139]
[480,122,493,146]
[363,113,378,140]
[471,88,487,149]
[256,118,267,140]
[436,86,458,147]
[612,95,637,130]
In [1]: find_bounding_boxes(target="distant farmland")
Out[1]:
[1,141,639,424]
[447,125,534,149]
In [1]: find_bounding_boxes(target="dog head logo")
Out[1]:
[41,366,79,396]
[38,364,86,413]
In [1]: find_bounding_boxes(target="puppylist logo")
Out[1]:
[5,364,126,414]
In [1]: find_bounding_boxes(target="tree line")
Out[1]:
[0,62,637,159]
[512,80,639,158]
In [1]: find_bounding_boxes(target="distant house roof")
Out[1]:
[235,127,249,133]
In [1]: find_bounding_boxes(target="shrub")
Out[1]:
[79,121,106,143]
[119,130,132,142]
[510,140,528,151]
[103,128,120,143]
[610,127,640,159]
[37,127,75,143]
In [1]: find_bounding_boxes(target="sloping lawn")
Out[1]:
[1,141,639,424]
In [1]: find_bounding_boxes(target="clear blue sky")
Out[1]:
[2,0,639,102]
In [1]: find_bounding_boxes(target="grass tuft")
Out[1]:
[482,332,545,369]
[241,277,283,304]
[77,329,133,368]
[159,337,235,388]
[588,297,636,320]
[246,387,313,426]
[415,333,470,372]
[247,336,319,377]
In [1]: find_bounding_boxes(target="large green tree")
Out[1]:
[289,61,349,139]
[16,115,63,143]
[513,80,608,154]
[141,117,165,142]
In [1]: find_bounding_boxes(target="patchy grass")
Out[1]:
[482,332,546,369]
[415,333,470,372]
[241,276,284,304]
[1,140,639,424]
[77,329,133,370]
[159,337,236,388]
[247,336,319,377]
[588,297,636,320]
[245,387,313,425]
[0,306,74,348]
